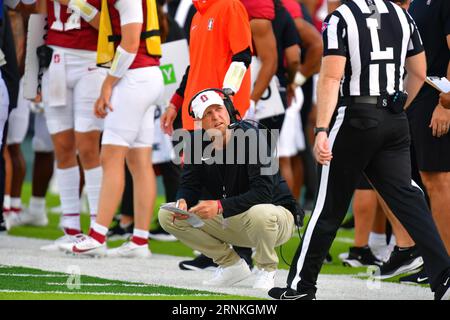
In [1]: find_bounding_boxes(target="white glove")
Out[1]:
[243,99,257,121]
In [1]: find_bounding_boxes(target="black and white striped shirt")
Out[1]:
[322,0,424,97]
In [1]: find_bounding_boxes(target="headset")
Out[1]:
[187,88,243,130]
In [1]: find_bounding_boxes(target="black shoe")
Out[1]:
[148,226,177,242]
[434,274,450,300]
[340,216,355,229]
[0,221,6,233]
[268,287,316,300]
[179,254,218,271]
[399,269,429,285]
[374,246,423,280]
[107,222,133,240]
[343,246,382,267]
[323,253,333,264]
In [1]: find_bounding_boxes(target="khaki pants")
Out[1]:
[159,204,295,272]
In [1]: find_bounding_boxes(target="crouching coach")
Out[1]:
[159,90,302,290]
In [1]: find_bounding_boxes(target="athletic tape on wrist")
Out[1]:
[223,62,247,94]
[109,46,136,78]
[294,71,307,87]
[68,0,99,22]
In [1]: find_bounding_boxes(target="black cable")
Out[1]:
[279,223,303,267]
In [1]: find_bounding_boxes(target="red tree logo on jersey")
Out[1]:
[54,54,61,64]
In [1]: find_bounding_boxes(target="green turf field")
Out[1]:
[0,265,255,300]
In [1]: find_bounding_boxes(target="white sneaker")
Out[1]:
[71,235,106,257]
[41,234,84,252]
[58,234,86,252]
[4,209,30,230]
[202,259,251,286]
[252,267,276,290]
[338,252,349,261]
[4,213,20,230]
[5,209,48,229]
[107,241,152,258]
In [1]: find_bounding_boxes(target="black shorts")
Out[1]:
[300,77,314,129]
[407,86,450,172]
[356,175,373,190]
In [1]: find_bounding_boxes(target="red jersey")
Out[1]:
[46,0,100,51]
[240,0,275,21]
[313,0,325,31]
[282,0,303,19]
[108,0,160,69]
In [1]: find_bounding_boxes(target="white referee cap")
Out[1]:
[191,90,225,119]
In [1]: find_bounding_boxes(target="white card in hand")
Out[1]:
[426,76,450,93]
[160,203,205,228]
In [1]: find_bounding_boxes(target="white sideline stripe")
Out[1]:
[290,107,347,290]
[46,282,154,288]
[0,289,218,297]
[335,237,355,244]
[0,273,68,277]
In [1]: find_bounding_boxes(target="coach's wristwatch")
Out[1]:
[314,127,329,136]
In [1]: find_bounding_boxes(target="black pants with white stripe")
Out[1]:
[287,103,450,293]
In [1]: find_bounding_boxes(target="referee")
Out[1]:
[270,0,450,300]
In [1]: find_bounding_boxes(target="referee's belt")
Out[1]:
[341,92,408,114]
[341,96,380,105]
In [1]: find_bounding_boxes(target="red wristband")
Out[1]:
[217,200,223,214]
[170,93,183,112]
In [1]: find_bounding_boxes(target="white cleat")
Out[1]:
[252,267,276,290]
[58,234,87,253]
[203,259,251,287]
[41,234,84,252]
[71,235,107,258]
[338,252,349,261]
[6,209,48,229]
[107,241,152,258]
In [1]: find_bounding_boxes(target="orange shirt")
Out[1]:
[182,0,252,130]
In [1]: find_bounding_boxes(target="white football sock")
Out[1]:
[3,195,10,210]
[57,166,81,231]
[84,167,102,222]
[133,228,149,239]
[369,232,387,248]
[29,197,46,216]
[92,222,108,236]
[10,197,22,209]
[132,228,149,246]
[389,235,396,247]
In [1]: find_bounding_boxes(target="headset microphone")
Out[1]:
[228,123,241,130]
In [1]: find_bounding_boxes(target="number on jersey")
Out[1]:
[51,2,81,31]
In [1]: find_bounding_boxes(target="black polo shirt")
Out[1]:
[272,4,301,90]
[409,0,450,104]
